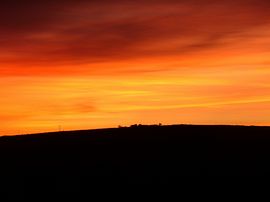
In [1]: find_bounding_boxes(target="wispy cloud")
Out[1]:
[1,0,270,74]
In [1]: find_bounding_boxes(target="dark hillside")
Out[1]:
[1,124,270,193]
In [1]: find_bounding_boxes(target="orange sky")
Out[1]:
[1,0,270,135]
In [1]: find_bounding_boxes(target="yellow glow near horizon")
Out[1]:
[1,60,270,135]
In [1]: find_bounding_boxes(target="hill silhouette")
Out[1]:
[1,124,270,193]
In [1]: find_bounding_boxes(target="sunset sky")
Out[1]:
[1,0,270,135]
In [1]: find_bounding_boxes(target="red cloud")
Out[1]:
[1,0,270,74]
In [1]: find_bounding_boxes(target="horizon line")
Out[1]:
[2,123,270,138]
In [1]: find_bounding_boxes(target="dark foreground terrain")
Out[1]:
[1,124,270,195]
